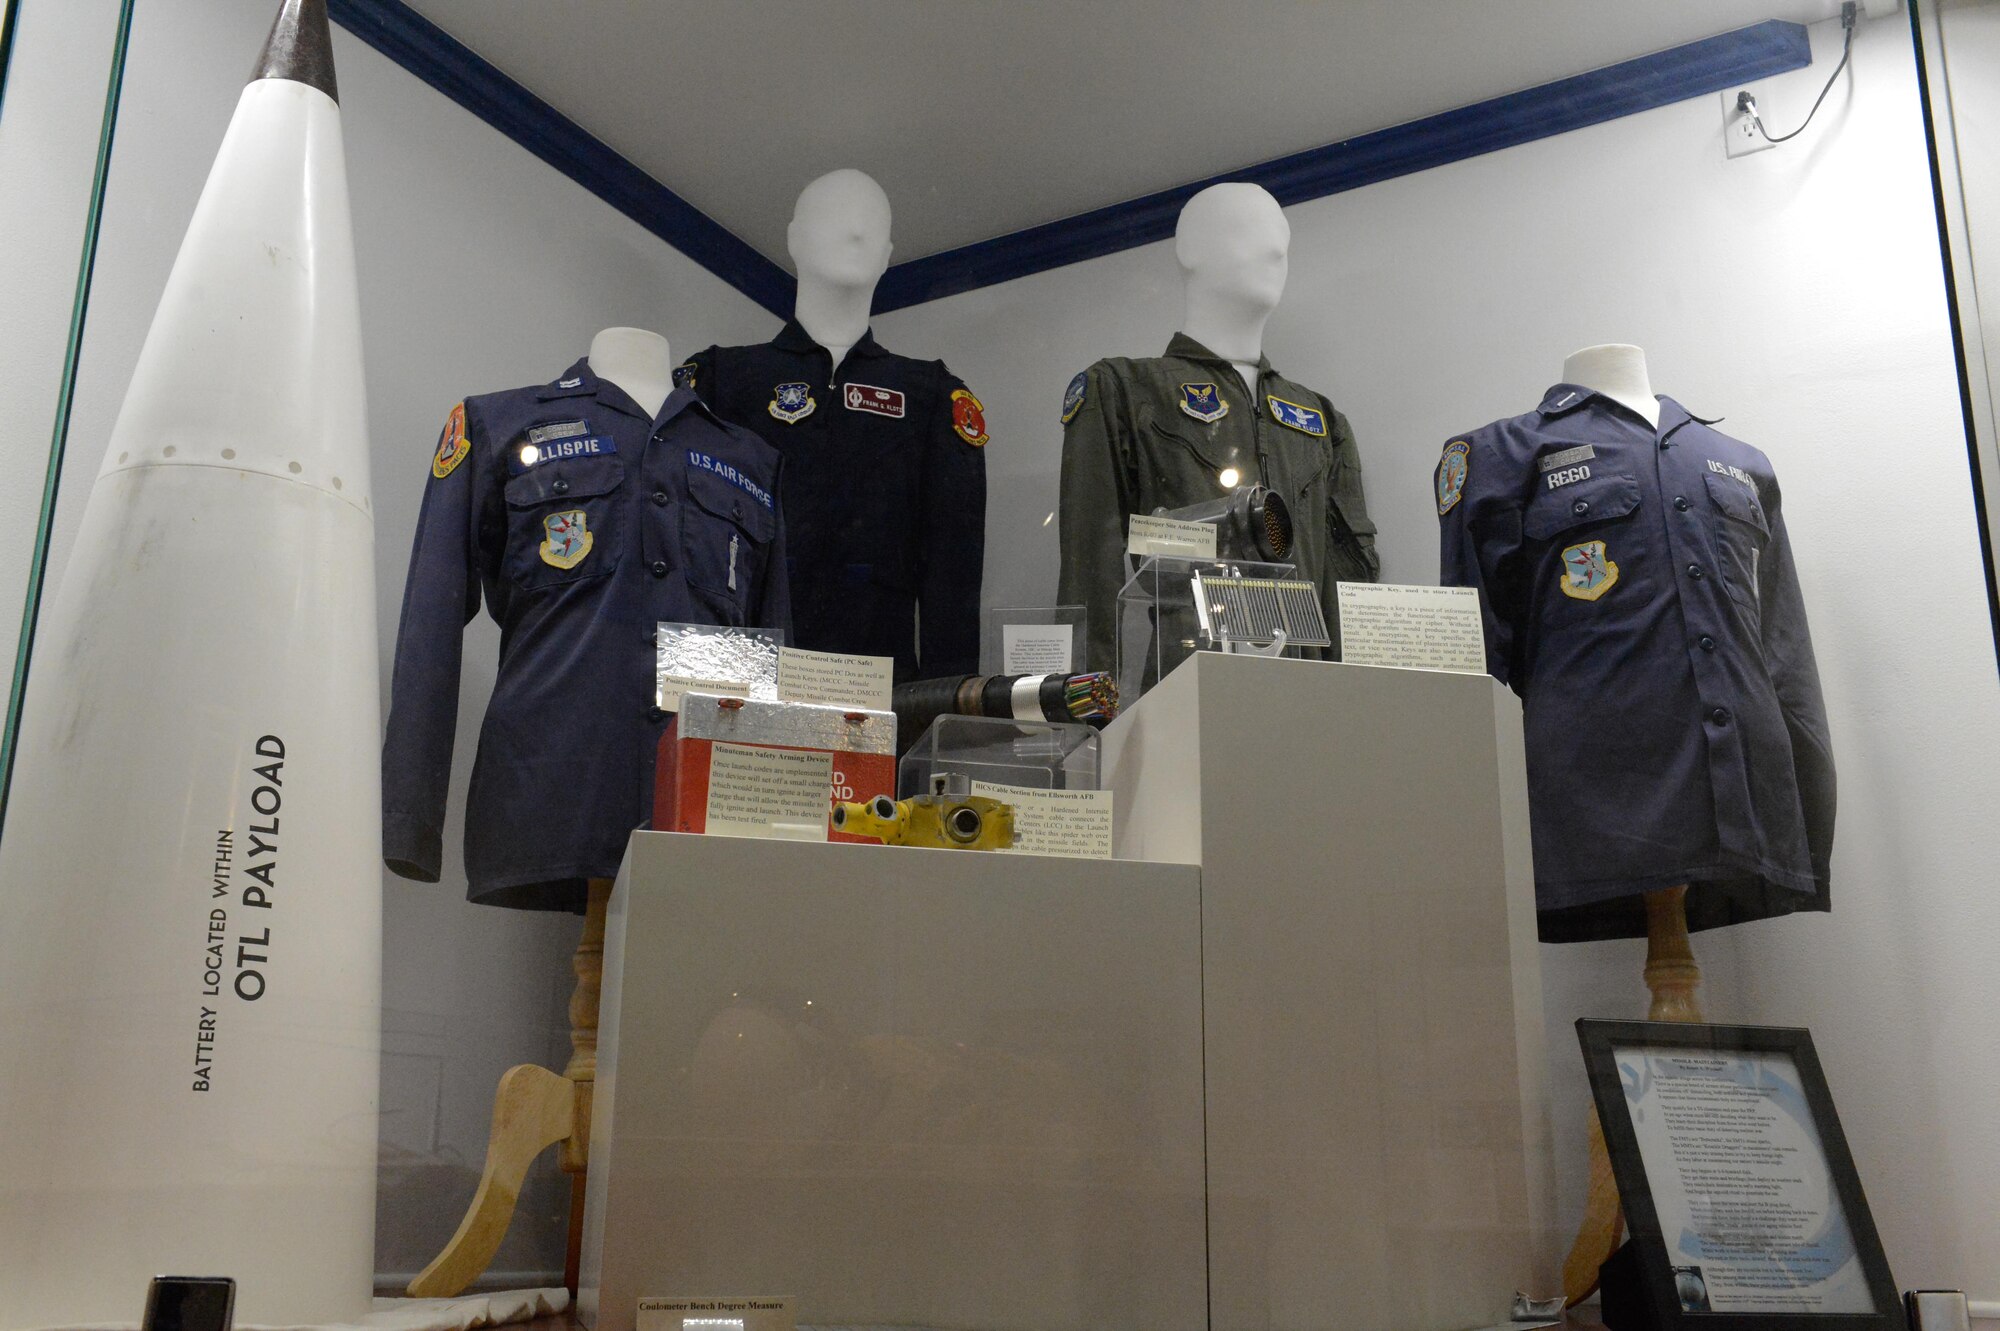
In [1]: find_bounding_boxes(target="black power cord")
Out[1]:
[1738,1,1859,145]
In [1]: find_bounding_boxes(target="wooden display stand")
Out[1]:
[1559,885,1705,1306]
[407,878,611,1298]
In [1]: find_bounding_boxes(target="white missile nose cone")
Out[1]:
[252,0,338,105]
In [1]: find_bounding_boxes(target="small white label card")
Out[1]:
[1335,582,1486,674]
[1127,513,1217,559]
[971,781,1114,859]
[704,744,831,842]
[776,646,893,711]
[637,1295,796,1331]
[657,674,752,713]
[1001,622,1073,674]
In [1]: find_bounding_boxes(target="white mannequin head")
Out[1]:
[1174,183,1290,364]
[1177,184,1289,314]
[788,168,893,291]
[787,169,892,366]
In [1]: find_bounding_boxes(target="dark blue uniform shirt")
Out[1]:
[682,320,986,680]
[382,359,791,911]
[1437,386,1834,942]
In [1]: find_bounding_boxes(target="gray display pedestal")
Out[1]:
[577,834,1208,1331]
[581,652,1554,1331]
[1104,651,1556,1331]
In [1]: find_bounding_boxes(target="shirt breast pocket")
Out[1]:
[683,461,778,625]
[1704,471,1769,612]
[1523,469,1642,543]
[503,455,625,590]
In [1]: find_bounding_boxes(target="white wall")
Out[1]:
[878,12,2000,1299]
[10,0,776,1285]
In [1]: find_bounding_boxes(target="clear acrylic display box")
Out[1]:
[898,713,1102,798]
[1116,554,1311,704]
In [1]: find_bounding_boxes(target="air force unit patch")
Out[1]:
[1061,372,1087,424]
[1559,540,1619,601]
[1179,382,1228,423]
[950,388,989,446]
[1267,395,1326,436]
[539,509,593,569]
[432,402,471,479]
[769,381,816,424]
[673,360,697,391]
[1436,440,1470,514]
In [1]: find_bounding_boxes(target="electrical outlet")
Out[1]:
[1722,86,1775,158]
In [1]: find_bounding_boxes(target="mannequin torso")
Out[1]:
[588,327,673,419]
[1562,343,1659,428]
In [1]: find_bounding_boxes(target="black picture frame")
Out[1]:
[1577,1020,1903,1331]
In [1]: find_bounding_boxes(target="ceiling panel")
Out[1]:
[399,0,1849,266]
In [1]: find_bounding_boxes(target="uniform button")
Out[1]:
[650,560,668,578]
[1687,563,1704,579]
[732,501,744,520]
[1572,500,1589,516]
[1673,496,1690,511]
[1710,707,1730,725]
[648,706,667,722]
[653,489,669,506]
[551,479,569,495]
[1699,635,1716,652]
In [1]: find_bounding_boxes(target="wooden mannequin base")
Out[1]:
[407,878,611,1299]
[1561,885,1708,1306]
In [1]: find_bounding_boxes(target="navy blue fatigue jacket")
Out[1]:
[1437,386,1835,942]
[381,360,792,912]
[682,321,985,681]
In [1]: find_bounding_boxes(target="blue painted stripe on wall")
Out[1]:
[320,6,1807,319]
[872,20,1813,312]
[326,0,796,316]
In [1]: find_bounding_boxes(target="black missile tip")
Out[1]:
[250,0,338,104]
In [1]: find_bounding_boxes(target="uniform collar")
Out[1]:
[1537,383,1723,432]
[536,357,708,428]
[1164,331,1274,379]
[771,318,888,360]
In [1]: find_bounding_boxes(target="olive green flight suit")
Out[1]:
[1056,333,1380,672]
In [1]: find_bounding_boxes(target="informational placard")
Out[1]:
[637,1295,796,1331]
[1001,622,1073,674]
[657,674,751,713]
[1613,1044,1875,1315]
[971,780,1114,859]
[1335,582,1485,673]
[703,744,831,842]
[776,646,894,711]
[1127,513,1217,559]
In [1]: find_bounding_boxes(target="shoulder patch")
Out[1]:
[1061,372,1087,424]
[1179,382,1228,423]
[950,388,989,446]
[1267,395,1327,437]
[431,402,471,479]
[673,360,697,391]
[1436,439,1470,515]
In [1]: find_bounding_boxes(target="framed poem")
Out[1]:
[1577,1020,1903,1331]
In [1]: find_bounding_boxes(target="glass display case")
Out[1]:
[2,0,1999,1326]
